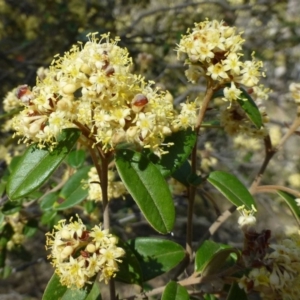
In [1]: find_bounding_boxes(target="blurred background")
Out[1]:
[1,0,300,299]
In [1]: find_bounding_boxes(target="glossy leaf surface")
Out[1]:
[116,150,175,234]
[207,171,256,210]
[161,281,189,300]
[128,238,186,281]
[43,273,92,300]
[195,240,238,277]
[116,239,143,285]
[55,165,91,210]
[238,88,263,129]
[143,129,196,177]
[67,149,86,169]
[277,190,300,225]
[7,128,80,200]
[42,273,68,300]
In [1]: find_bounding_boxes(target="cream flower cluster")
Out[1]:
[290,82,300,104]
[45,216,125,288]
[220,102,268,138]
[3,87,22,113]
[239,232,300,299]
[86,167,127,202]
[177,19,264,102]
[3,212,26,250]
[12,33,184,155]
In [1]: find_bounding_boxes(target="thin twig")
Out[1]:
[186,83,214,258]
[255,185,300,198]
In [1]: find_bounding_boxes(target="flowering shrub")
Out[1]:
[2,16,300,300]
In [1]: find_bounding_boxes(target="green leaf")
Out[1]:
[128,238,186,281]
[172,160,192,187]
[23,219,38,237]
[42,273,91,300]
[0,212,4,228]
[195,240,230,272]
[207,171,256,210]
[213,86,262,128]
[67,149,86,169]
[0,224,13,270]
[41,210,58,225]
[226,282,248,300]
[6,128,81,200]
[143,129,196,177]
[277,191,300,225]
[115,239,143,285]
[161,281,189,300]
[85,281,101,300]
[40,192,59,211]
[8,156,22,174]
[201,248,238,277]
[42,273,68,300]
[195,241,238,277]
[237,88,263,129]
[61,288,90,300]
[1,201,22,215]
[55,165,91,210]
[115,150,175,234]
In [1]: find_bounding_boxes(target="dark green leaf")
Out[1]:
[42,273,91,300]
[55,165,91,210]
[41,210,57,225]
[195,240,235,272]
[237,88,263,129]
[116,150,175,234]
[277,191,300,225]
[83,201,96,214]
[187,173,203,187]
[143,129,196,177]
[115,239,143,285]
[212,88,225,100]
[207,171,256,210]
[128,238,186,281]
[0,170,9,197]
[226,282,248,300]
[162,281,189,300]
[23,219,38,237]
[1,201,22,215]
[0,224,13,270]
[201,248,238,277]
[213,86,262,128]
[8,156,22,173]
[40,192,59,211]
[172,160,192,187]
[67,149,86,168]
[195,240,230,272]
[42,273,68,300]
[6,128,81,200]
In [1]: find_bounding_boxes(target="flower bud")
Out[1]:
[61,228,71,240]
[86,243,96,253]
[131,94,148,113]
[62,83,77,94]
[61,245,73,259]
